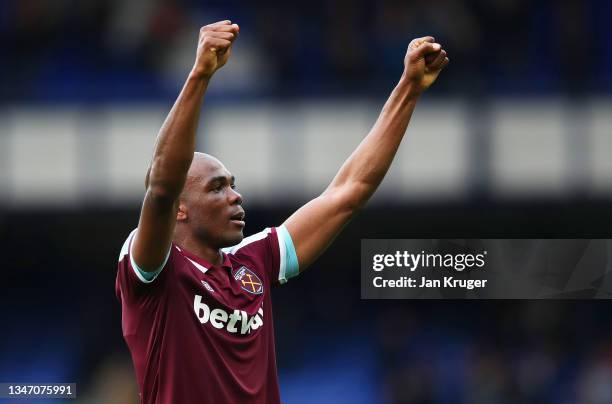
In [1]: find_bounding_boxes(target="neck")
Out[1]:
[174,232,223,266]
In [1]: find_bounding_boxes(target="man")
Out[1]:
[116,19,448,404]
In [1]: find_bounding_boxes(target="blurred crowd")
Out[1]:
[1,0,610,101]
[76,300,612,404]
[377,302,612,404]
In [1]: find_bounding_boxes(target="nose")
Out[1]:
[229,187,243,205]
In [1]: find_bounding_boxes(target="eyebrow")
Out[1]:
[207,175,235,186]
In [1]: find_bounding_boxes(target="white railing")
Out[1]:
[0,98,610,206]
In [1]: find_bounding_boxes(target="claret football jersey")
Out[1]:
[115,226,299,404]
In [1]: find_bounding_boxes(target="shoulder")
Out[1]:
[117,228,174,285]
[223,226,299,285]
[118,229,138,263]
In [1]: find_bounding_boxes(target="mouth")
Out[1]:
[229,210,246,227]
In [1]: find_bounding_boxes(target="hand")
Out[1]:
[192,20,240,79]
[402,36,449,94]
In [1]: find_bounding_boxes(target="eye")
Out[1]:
[230,184,236,190]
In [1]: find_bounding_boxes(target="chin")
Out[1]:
[223,231,244,247]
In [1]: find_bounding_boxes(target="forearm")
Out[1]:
[131,21,238,272]
[283,37,446,271]
[147,72,209,198]
[327,76,421,204]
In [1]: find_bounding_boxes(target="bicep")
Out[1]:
[283,188,356,271]
[131,190,179,273]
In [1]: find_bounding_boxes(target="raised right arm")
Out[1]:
[132,20,239,272]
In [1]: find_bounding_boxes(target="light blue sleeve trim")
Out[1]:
[129,231,172,283]
[277,225,299,283]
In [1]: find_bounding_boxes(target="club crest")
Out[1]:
[233,266,264,295]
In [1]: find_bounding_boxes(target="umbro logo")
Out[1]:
[201,280,215,293]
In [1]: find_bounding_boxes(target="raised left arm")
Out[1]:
[283,36,449,270]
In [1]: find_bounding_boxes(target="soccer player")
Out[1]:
[116,20,448,404]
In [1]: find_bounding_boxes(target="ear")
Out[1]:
[177,202,188,222]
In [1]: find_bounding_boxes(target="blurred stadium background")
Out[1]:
[1,0,612,403]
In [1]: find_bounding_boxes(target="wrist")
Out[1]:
[188,66,213,82]
[396,74,423,101]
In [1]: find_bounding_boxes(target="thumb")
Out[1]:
[411,42,442,60]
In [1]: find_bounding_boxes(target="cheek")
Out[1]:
[201,195,226,221]
[188,195,214,219]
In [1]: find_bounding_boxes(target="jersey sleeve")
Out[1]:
[275,225,300,283]
[223,225,299,286]
[116,229,174,301]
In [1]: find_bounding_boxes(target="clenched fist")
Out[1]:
[403,36,449,93]
[192,20,240,79]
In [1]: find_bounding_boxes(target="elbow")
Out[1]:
[147,170,184,202]
[144,178,181,210]
[146,156,189,201]
[147,183,180,205]
[325,182,371,215]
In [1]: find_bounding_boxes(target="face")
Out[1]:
[179,154,245,249]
